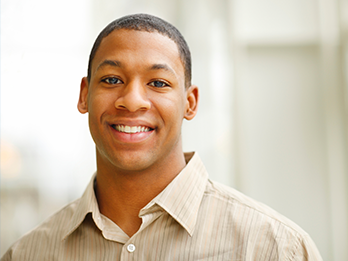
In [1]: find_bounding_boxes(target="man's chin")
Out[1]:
[101,152,158,174]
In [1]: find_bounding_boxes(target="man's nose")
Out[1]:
[114,81,151,112]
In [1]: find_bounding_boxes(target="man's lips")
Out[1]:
[111,124,154,134]
[110,124,155,143]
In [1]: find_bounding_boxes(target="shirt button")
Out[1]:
[127,244,136,253]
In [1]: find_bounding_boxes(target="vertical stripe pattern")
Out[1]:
[1,152,323,261]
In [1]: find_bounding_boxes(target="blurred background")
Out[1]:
[1,0,348,260]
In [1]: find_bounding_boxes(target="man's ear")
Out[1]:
[77,77,89,114]
[184,85,199,120]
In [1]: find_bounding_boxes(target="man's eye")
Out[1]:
[102,77,122,84]
[149,80,168,88]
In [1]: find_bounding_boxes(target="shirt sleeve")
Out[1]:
[290,234,323,261]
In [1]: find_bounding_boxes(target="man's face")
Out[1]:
[78,29,198,173]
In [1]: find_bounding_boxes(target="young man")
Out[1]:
[2,14,322,260]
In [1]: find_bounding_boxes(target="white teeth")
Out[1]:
[115,125,150,134]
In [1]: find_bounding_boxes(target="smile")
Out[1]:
[112,124,152,134]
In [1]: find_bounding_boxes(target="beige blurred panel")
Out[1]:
[318,0,348,259]
[234,0,319,44]
[240,44,330,257]
[232,0,348,260]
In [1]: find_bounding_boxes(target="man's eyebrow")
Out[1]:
[150,63,176,76]
[96,60,122,71]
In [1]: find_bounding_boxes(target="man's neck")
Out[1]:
[94,151,186,237]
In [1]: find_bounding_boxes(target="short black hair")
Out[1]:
[87,13,192,88]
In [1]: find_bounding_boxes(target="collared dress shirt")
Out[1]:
[2,152,323,260]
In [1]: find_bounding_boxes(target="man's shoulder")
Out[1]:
[1,198,80,261]
[193,179,323,260]
[204,179,308,236]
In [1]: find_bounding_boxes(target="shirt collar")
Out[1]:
[62,173,100,240]
[140,152,208,236]
[63,152,208,240]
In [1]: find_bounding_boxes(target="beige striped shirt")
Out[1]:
[2,152,322,260]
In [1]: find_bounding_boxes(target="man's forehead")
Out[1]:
[96,59,177,77]
[91,29,184,75]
